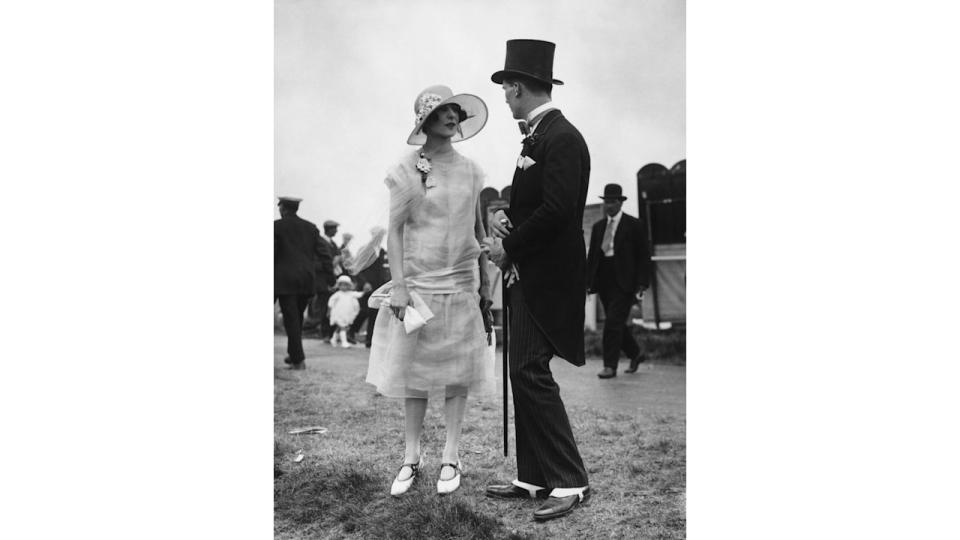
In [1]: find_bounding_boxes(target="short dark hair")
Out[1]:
[424,103,468,127]
[504,75,552,97]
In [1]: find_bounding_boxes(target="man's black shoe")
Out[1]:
[287,362,306,370]
[533,487,590,521]
[625,353,647,373]
[485,484,548,500]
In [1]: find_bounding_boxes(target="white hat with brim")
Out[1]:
[407,85,488,146]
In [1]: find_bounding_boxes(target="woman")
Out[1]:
[366,85,493,496]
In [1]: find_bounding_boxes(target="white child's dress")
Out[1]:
[328,290,362,328]
[365,148,494,399]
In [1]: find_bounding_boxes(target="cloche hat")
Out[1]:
[407,85,488,145]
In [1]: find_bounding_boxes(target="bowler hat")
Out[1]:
[491,39,564,86]
[600,183,627,201]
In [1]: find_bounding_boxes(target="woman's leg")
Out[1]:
[399,397,428,480]
[440,393,467,480]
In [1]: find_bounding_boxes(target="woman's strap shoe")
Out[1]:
[389,456,423,497]
[436,461,462,495]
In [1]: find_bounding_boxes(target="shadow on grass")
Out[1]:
[275,460,528,539]
[366,496,528,540]
[274,462,381,533]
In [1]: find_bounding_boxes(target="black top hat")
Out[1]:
[491,39,564,86]
[600,183,627,201]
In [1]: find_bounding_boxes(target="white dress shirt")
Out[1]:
[526,102,557,132]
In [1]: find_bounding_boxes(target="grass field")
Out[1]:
[274,332,685,539]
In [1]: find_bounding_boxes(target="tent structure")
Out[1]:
[637,160,686,325]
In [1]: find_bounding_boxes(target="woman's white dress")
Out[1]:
[365,148,494,399]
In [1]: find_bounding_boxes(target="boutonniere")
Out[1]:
[521,132,541,149]
[416,152,435,188]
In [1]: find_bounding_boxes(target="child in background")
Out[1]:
[328,275,363,347]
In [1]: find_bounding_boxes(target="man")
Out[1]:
[482,39,591,522]
[274,197,331,370]
[305,219,340,338]
[586,183,651,379]
[324,220,343,273]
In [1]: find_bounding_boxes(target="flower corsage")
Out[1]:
[416,152,437,189]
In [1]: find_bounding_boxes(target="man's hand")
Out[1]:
[490,210,513,239]
[481,237,510,268]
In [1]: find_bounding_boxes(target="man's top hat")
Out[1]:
[491,39,564,86]
[600,183,627,201]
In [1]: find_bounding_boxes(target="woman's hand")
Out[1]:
[479,283,493,311]
[390,285,412,321]
[479,285,494,336]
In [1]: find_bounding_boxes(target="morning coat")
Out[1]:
[502,109,590,366]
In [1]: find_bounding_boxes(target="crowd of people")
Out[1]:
[274,39,654,522]
[275,212,390,354]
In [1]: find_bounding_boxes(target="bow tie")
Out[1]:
[518,121,530,136]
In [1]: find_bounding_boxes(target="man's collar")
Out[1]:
[526,102,557,129]
[607,210,623,222]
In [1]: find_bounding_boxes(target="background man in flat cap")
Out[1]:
[586,183,651,379]
[274,197,331,369]
[304,219,340,339]
[483,38,591,522]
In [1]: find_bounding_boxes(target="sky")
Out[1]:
[275,0,685,246]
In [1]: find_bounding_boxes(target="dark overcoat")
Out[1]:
[274,215,330,295]
[585,212,651,294]
[502,109,590,366]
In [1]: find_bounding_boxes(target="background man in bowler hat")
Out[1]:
[586,183,651,378]
[483,38,591,522]
[274,197,331,369]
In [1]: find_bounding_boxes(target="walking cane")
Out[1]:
[501,272,510,457]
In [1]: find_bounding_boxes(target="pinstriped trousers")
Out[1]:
[508,284,589,488]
